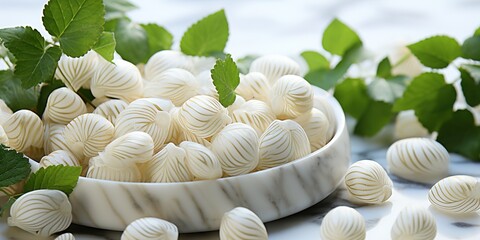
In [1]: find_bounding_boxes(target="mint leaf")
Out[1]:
[368,76,407,103]
[322,19,361,56]
[393,72,456,132]
[407,36,461,69]
[141,23,173,57]
[104,0,137,20]
[0,70,38,111]
[475,27,480,36]
[460,66,480,106]
[354,101,393,137]
[334,78,370,119]
[42,0,105,57]
[301,50,329,72]
[211,54,240,107]
[437,110,480,161]
[461,36,480,61]
[0,145,31,188]
[93,32,116,62]
[376,57,392,79]
[180,9,229,56]
[236,55,258,74]
[24,165,82,196]
[0,27,61,88]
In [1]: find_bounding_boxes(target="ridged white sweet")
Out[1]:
[63,113,114,160]
[3,110,44,159]
[313,96,336,142]
[0,99,13,125]
[43,87,87,124]
[293,108,330,151]
[391,206,437,240]
[258,120,311,170]
[0,125,8,145]
[114,99,171,152]
[387,138,449,183]
[196,70,219,98]
[181,130,211,148]
[44,123,66,154]
[249,55,301,84]
[143,68,199,106]
[236,72,270,102]
[91,59,143,102]
[55,51,98,91]
[121,217,178,240]
[93,99,128,123]
[166,107,183,144]
[55,233,75,240]
[8,190,72,237]
[220,207,268,240]
[39,150,82,169]
[269,75,313,119]
[428,175,480,214]
[394,110,429,140]
[178,95,231,138]
[101,131,154,168]
[230,100,275,136]
[344,160,393,205]
[144,143,191,183]
[320,206,366,240]
[180,141,222,180]
[211,123,259,176]
[189,56,217,75]
[49,129,71,156]
[87,156,142,182]
[144,50,194,80]
[226,95,246,114]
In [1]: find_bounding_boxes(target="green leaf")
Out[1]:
[368,76,407,103]
[42,0,105,57]
[460,66,480,106]
[141,23,173,57]
[93,32,116,62]
[393,72,456,132]
[322,19,361,56]
[0,27,61,88]
[461,36,480,61]
[334,78,370,119]
[36,80,66,117]
[0,145,31,188]
[236,55,258,74]
[376,57,392,79]
[114,18,148,64]
[475,27,480,36]
[211,54,240,107]
[437,110,480,161]
[301,50,329,72]
[180,9,229,56]
[0,70,38,111]
[104,0,137,20]
[0,197,16,216]
[407,36,461,69]
[24,165,82,196]
[354,101,393,137]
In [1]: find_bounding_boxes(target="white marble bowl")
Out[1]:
[32,87,350,233]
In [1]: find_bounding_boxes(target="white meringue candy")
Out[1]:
[114,98,171,152]
[196,70,219,98]
[144,143,191,183]
[101,131,154,168]
[394,110,429,140]
[220,207,268,240]
[249,54,301,84]
[211,123,259,176]
[44,123,66,154]
[230,100,275,136]
[235,72,270,102]
[87,155,142,182]
[143,68,200,106]
[91,59,143,102]
[226,95,246,114]
[144,50,194,80]
[3,110,44,160]
[0,125,9,145]
[178,95,231,138]
[8,189,72,237]
[320,206,366,240]
[55,233,76,240]
[121,217,178,240]
[428,175,480,214]
[180,130,211,148]
[0,99,13,125]
[344,160,393,205]
[293,108,330,151]
[93,99,128,123]
[166,107,183,144]
[391,206,437,240]
[387,138,449,183]
[189,56,217,75]
[313,95,336,141]
[63,113,115,160]
[55,50,98,91]
[269,75,314,119]
[180,141,222,180]
[43,87,87,124]
[39,150,82,169]
[257,120,311,170]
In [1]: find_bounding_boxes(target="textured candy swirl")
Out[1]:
[269,75,313,119]
[39,150,82,169]
[87,156,142,182]
[391,206,437,240]
[101,131,154,168]
[55,51,98,91]
[145,143,191,183]
[93,99,128,123]
[181,141,222,180]
[219,207,268,240]
[230,100,275,136]
[55,233,76,240]
[144,68,199,106]
[428,175,480,214]
[144,50,194,80]
[3,110,44,154]
[320,206,366,240]
[236,72,270,102]
[121,217,178,240]
[249,54,301,84]
[44,87,87,124]
[293,108,329,151]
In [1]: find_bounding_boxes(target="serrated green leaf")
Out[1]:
[354,101,393,137]
[211,54,240,107]
[114,18,148,64]
[393,72,456,132]
[376,57,392,78]
[437,110,480,161]
[322,19,361,56]
[42,0,105,57]
[368,76,407,103]
[301,50,329,72]
[93,32,116,62]
[180,9,229,56]
[36,80,65,117]
[104,0,137,20]
[475,27,480,36]
[24,165,82,196]
[0,70,38,111]
[141,23,173,58]
[0,145,31,188]
[236,55,258,74]
[460,67,480,106]
[0,27,61,88]
[461,36,480,61]
[407,36,461,69]
[334,78,370,119]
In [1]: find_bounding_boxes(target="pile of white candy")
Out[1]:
[0,50,336,184]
